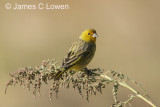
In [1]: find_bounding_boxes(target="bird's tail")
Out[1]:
[54,67,67,80]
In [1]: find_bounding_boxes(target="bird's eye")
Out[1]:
[88,33,90,35]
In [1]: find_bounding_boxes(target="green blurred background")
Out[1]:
[0,0,160,107]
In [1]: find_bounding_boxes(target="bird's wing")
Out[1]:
[62,39,89,68]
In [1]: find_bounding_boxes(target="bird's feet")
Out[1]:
[82,67,94,77]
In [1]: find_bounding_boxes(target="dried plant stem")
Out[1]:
[101,74,157,107]
[5,59,157,107]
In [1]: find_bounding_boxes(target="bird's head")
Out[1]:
[80,29,98,43]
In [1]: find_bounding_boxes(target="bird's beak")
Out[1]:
[92,33,98,38]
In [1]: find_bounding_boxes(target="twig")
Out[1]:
[101,74,157,107]
[5,59,157,107]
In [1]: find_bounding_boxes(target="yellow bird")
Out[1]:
[54,29,98,79]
